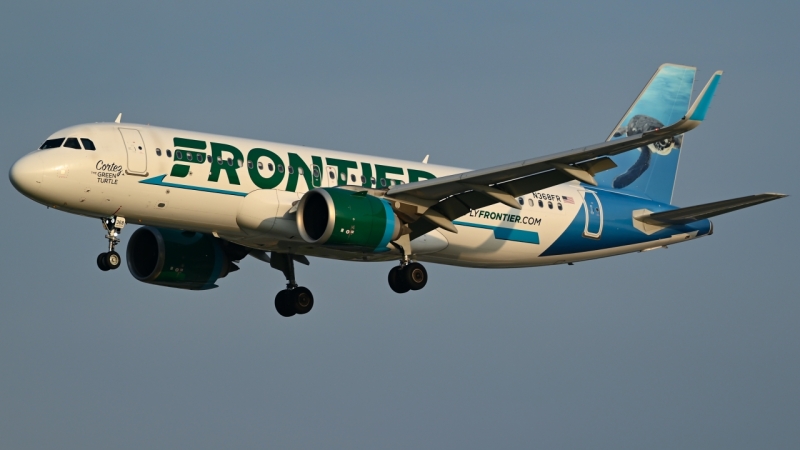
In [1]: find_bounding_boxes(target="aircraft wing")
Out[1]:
[387,72,723,239]
[636,193,787,225]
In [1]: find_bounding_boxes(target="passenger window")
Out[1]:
[538,200,543,208]
[257,161,264,170]
[371,177,376,186]
[288,166,294,174]
[298,167,304,175]
[176,150,183,160]
[360,175,366,184]
[197,154,205,163]
[548,201,553,209]
[340,172,346,181]
[313,167,320,178]
[227,157,233,166]
[248,160,254,169]
[166,149,172,158]
[267,163,273,171]
[64,137,82,149]
[557,203,563,211]
[517,197,524,206]
[81,138,96,150]
[528,199,534,207]
[186,152,193,161]
[39,138,65,149]
[278,165,285,173]
[237,159,243,167]
[350,174,356,183]
[155,148,162,156]
[328,171,335,179]
[380,178,386,187]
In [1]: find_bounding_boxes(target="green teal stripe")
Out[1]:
[453,220,539,245]
[140,175,248,197]
[453,220,495,230]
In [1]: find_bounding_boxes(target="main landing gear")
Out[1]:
[387,236,428,293]
[388,262,428,293]
[269,252,314,318]
[97,216,125,271]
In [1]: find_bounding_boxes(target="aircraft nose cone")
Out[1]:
[9,152,44,199]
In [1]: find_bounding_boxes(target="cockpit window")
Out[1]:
[64,138,82,149]
[39,138,65,149]
[81,138,96,150]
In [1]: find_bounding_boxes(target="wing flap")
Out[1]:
[638,193,787,225]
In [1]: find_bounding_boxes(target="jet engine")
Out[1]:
[126,227,247,290]
[296,188,400,251]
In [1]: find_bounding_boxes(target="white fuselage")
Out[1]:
[10,122,708,268]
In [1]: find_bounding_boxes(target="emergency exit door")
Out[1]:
[119,128,148,175]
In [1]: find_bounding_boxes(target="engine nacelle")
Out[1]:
[126,227,243,290]
[297,188,400,251]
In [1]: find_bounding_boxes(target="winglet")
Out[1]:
[115,113,122,124]
[685,71,722,122]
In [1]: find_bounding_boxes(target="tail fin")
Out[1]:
[594,64,697,204]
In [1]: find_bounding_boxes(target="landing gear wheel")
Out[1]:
[275,290,296,317]
[388,266,410,293]
[105,251,121,270]
[403,262,428,290]
[97,253,110,271]
[293,287,314,315]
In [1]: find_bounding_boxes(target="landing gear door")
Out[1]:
[580,190,603,239]
[119,128,148,176]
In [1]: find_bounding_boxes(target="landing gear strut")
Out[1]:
[270,252,314,317]
[97,216,125,271]
[388,235,428,293]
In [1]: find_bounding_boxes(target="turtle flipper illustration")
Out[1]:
[611,114,682,189]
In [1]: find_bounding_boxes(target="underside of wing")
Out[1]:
[636,193,787,225]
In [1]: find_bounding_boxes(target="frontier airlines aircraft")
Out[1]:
[9,64,785,317]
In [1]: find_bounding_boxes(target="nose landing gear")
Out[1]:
[97,216,125,271]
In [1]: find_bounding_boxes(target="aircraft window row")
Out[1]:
[152,149,400,187]
[39,137,96,150]
[248,160,278,171]
[527,197,563,211]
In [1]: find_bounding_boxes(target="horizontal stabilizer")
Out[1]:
[638,193,787,225]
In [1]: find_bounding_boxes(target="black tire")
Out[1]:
[293,287,314,315]
[105,251,121,270]
[403,262,427,291]
[274,290,296,317]
[388,266,410,293]
[97,253,110,271]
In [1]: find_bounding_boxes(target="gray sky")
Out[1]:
[1,1,798,449]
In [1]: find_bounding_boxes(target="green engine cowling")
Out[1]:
[126,227,245,290]
[297,188,400,251]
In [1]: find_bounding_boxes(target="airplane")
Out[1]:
[8,64,786,318]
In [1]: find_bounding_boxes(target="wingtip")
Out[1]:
[685,71,722,122]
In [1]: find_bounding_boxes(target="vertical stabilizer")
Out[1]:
[594,64,696,204]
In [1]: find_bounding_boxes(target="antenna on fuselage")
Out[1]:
[114,113,122,124]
